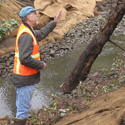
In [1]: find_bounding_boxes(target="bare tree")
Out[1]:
[60,0,125,93]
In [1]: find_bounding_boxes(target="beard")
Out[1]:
[36,20,39,24]
[36,17,39,24]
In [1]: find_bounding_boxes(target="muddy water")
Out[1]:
[0,35,125,118]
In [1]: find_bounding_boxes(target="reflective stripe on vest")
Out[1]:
[15,52,40,59]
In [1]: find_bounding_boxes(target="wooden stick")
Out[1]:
[109,39,125,51]
[14,0,26,7]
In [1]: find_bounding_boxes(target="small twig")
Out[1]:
[14,0,26,7]
[108,39,125,51]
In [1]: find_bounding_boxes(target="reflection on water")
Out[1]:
[0,35,125,117]
[0,78,16,117]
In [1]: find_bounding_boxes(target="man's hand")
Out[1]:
[42,63,47,70]
[54,10,62,24]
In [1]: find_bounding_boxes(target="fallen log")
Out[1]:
[60,0,125,93]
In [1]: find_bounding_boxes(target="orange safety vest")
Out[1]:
[13,24,40,76]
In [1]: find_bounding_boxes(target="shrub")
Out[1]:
[0,19,19,41]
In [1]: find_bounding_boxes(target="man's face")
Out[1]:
[29,11,38,25]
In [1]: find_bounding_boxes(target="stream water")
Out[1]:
[0,34,125,118]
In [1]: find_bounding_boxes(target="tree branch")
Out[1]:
[109,39,125,51]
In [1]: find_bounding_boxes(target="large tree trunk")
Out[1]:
[60,0,125,93]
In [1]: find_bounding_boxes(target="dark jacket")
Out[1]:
[13,21,56,88]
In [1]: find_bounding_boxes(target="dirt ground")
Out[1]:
[55,87,125,125]
[0,0,125,125]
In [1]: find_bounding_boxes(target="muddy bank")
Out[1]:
[55,87,125,125]
[0,0,125,78]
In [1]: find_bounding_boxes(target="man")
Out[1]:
[12,6,62,125]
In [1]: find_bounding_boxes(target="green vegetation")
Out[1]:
[7,56,125,125]
[0,19,19,41]
[0,3,2,10]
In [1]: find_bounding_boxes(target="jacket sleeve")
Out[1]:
[34,21,56,42]
[18,33,44,70]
